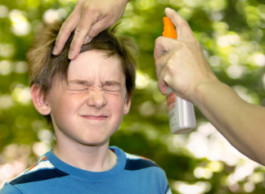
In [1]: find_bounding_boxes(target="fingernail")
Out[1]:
[166,7,174,12]
[52,46,58,55]
[68,50,74,59]
[84,36,91,44]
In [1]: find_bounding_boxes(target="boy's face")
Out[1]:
[44,50,131,146]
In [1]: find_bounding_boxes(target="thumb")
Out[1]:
[165,7,194,39]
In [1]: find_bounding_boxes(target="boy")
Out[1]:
[0,21,171,194]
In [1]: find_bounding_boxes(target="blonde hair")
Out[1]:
[27,21,137,123]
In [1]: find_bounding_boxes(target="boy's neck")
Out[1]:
[52,142,117,172]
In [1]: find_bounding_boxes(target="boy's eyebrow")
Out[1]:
[103,81,121,86]
[68,79,94,86]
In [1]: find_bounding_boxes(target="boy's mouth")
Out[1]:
[81,115,108,120]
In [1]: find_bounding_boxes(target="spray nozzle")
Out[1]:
[162,17,177,39]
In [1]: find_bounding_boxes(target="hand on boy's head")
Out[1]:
[52,0,129,60]
[154,8,217,102]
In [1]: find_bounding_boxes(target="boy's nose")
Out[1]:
[87,89,107,109]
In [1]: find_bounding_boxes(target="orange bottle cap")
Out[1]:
[162,17,177,39]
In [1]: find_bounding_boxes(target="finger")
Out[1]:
[154,36,176,60]
[69,10,99,59]
[156,51,178,96]
[86,19,111,40]
[157,80,168,95]
[165,7,194,39]
[157,66,168,95]
[158,64,184,98]
[155,51,173,79]
[53,12,79,55]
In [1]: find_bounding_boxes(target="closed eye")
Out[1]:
[103,86,120,92]
[67,80,93,91]
[103,81,121,92]
[76,88,88,91]
[68,87,88,92]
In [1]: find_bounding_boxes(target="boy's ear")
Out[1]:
[123,95,132,115]
[31,85,51,115]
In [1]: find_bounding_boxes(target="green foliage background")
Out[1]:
[1,0,265,193]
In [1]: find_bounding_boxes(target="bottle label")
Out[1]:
[167,92,178,129]
[167,92,176,106]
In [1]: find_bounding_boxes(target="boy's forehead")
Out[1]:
[67,50,125,81]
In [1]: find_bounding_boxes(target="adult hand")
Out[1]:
[154,7,218,102]
[52,0,129,60]
[154,8,265,166]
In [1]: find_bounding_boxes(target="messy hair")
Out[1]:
[27,21,137,123]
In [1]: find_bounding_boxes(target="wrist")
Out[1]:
[191,78,224,106]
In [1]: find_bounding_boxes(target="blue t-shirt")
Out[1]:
[0,146,171,194]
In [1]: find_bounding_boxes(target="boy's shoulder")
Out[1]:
[0,154,59,194]
[115,146,168,183]
[123,151,160,171]
[5,154,63,185]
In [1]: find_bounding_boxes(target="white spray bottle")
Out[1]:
[162,17,196,134]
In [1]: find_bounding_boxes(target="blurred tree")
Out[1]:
[1,0,265,193]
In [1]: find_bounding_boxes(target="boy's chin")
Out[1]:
[77,137,110,147]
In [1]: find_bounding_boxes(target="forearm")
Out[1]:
[193,81,265,165]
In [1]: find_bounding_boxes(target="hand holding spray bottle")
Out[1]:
[162,17,196,134]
